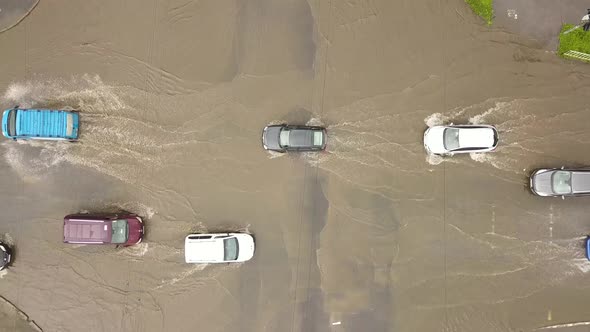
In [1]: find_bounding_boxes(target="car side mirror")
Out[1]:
[561,196,565,200]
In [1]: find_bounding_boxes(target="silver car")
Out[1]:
[530,168,590,198]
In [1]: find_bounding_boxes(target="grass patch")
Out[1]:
[465,0,493,25]
[558,24,590,56]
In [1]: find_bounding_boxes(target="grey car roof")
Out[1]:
[572,171,590,193]
[289,129,315,147]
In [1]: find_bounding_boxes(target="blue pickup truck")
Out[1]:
[2,108,80,141]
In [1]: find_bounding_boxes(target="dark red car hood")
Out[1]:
[125,217,144,245]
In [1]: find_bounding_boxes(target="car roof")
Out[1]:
[571,171,590,193]
[185,235,227,262]
[458,127,495,148]
[64,219,112,243]
[288,128,317,147]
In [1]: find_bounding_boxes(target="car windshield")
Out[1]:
[443,128,460,150]
[279,129,290,147]
[223,237,239,261]
[111,219,129,244]
[313,130,323,146]
[7,110,16,137]
[552,171,572,195]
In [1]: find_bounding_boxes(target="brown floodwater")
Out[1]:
[0,0,590,331]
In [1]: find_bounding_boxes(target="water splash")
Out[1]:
[119,243,149,257]
[424,112,449,127]
[188,222,209,234]
[1,75,201,184]
[155,264,208,290]
[3,140,69,182]
[3,74,125,112]
[469,151,524,175]
[2,233,14,246]
[424,98,517,128]
[469,101,511,125]
[266,119,285,126]
[306,116,324,126]
[112,202,156,219]
[267,150,286,159]
[571,259,590,273]
[425,153,444,165]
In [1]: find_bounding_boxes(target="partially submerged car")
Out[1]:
[63,213,144,246]
[586,237,590,261]
[262,124,326,152]
[185,233,255,263]
[2,108,80,141]
[0,242,12,271]
[530,168,590,198]
[423,124,498,155]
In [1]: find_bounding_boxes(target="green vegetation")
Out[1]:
[558,24,590,58]
[465,0,493,25]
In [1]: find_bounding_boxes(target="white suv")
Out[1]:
[184,233,255,263]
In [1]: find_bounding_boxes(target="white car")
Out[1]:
[423,125,498,155]
[184,233,255,263]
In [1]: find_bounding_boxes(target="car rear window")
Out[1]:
[223,237,239,261]
[313,131,323,146]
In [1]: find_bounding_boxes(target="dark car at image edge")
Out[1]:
[0,242,12,270]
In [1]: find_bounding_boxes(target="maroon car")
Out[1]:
[63,213,144,246]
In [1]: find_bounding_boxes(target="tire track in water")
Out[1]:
[1,75,221,185]
[400,220,589,310]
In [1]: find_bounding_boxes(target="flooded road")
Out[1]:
[0,0,590,331]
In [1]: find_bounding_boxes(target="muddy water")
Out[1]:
[0,0,589,331]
